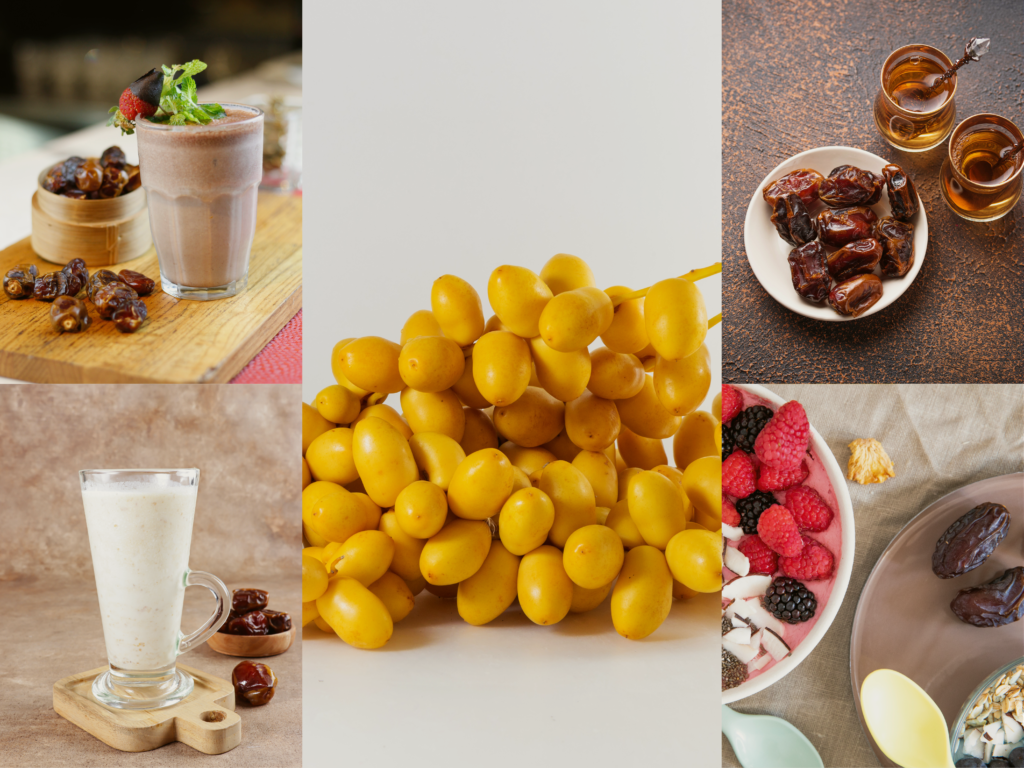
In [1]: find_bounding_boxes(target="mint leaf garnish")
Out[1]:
[110,60,222,133]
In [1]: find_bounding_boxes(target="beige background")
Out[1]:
[0,385,301,768]
[723,384,1024,768]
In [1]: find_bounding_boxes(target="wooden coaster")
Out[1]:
[53,663,241,754]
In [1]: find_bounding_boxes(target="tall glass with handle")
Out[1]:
[79,469,229,710]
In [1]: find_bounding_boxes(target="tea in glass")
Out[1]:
[940,114,1023,221]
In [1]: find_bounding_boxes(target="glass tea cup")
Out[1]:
[940,114,1023,222]
[79,468,230,710]
[873,44,957,152]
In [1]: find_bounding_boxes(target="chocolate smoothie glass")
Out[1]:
[136,104,263,300]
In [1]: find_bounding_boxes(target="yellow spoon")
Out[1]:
[860,669,956,768]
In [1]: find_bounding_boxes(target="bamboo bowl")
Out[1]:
[31,167,152,267]
[207,627,295,658]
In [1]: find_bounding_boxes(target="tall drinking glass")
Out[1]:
[135,105,264,301]
[79,469,229,710]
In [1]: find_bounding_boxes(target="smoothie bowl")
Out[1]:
[721,384,855,703]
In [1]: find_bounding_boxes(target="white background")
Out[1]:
[302,1,722,765]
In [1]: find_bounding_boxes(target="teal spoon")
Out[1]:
[722,704,825,768]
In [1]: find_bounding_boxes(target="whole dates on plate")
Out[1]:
[771,193,817,247]
[817,206,878,247]
[932,502,1010,579]
[951,567,1024,628]
[818,165,884,207]
[828,274,883,317]
[763,169,824,207]
[826,238,882,282]
[787,242,830,303]
[875,217,915,277]
[882,163,919,222]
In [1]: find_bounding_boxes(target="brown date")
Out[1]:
[231,588,269,617]
[828,274,883,317]
[50,296,92,334]
[62,156,86,179]
[98,166,129,199]
[124,164,142,193]
[33,271,70,302]
[100,146,127,170]
[62,258,89,297]
[816,206,878,247]
[874,217,915,278]
[262,609,293,634]
[118,269,155,296]
[93,281,138,319]
[4,264,38,299]
[932,502,1010,579]
[74,161,103,192]
[232,661,277,706]
[88,269,127,301]
[826,238,882,282]
[882,163,919,222]
[771,193,817,247]
[951,567,1024,628]
[224,610,269,635]
[63,188,89,199]
[762,169,824,207]
[112,300,148,333]
[787,242,830,303]
[818,165,884,207]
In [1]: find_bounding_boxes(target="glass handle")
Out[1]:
[178,568,231,657]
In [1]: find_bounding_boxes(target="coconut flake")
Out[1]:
[723,627,751,645]
[722,574,772,600]
[724,547,750,577]
[723,639,758,664]
[761,628,791,661]
[722,523,744,541]
[749,653,771,672]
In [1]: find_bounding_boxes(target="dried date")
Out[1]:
[88,269,127,301]
[124,164,142,193]
[787,242,830,303]
[231,588,269,617]
[262,609,293,634]
[62,258,89,297]
[232,660,277,706]
[224,610,269,635]
[98,166,129,199]
[93,281,138,319]
[50,296,92,333]
[874,217,915,277]
[42,164,69,194]
[932,502,1010,579]
[951,567,1024,628]
[118,269,155,296]
[818,165,884,207]
[33,271,70,302]
[882,163,919,222]
[771,193,817,247]
[4,264,38,299]
[112,300,147,333]
[826,238,882,282]
[817,206,878,247]
[762,169,824,207]
[828,274,883,317]
[100,146,127,169]
[74,161,103,193]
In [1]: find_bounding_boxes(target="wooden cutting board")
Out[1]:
[53,664,241,754]
[0,192,301,382]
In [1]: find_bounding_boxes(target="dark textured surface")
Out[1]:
[723,0,1023,383]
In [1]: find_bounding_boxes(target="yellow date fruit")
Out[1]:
[368,571,416,622]
[351,404,412,439]
[352,417,419,508]
[303,481,366,545]
[379,511,426,583]
[472,331,532,406]
[420,519,492,585]
[666,529,722,593]
[605,498,646,549]
[587,346,646,400]
[315,385,361,425]
[528,336,591,403]
[452,348,492,409]
[564,391,621,452]
[600,286,648,354]
[447,448,515,520]
[539,253,596,295]
[487,265,553,338]
[400,309,442,344]
[518,545,574,626]
[303,402,334,454]
[498,487,556,555]
[302,554,329,602]
[460,408,499,454]
[492,386,565,448]
[408,432,466,491]
[538,460,597,548]
[571,450,618,508]
[617,426,668,471]
[615,374,682,440]
[457,541,521,626]
[400,388,466,442]
[611,545,673,640]
[673,411,719,469]
[653,344,712,417]
[305,427,359,486]
[570,581,614,613]
[562,525,625,589]
[627,470,688,550]
[398,335,465,393]
[431,274,485,346]
[339,336,405,394]
[395,479,449,539]
[538,286,614,352]
[681,455,722,522]
[326,529,395,587]
[317,577,393,649]
[644,277,707,361]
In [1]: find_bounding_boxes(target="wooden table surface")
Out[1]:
[722,0,1023,383]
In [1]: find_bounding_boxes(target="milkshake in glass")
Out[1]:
[80,469,229,709]
[135,105,264,300]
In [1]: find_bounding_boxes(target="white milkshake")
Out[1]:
[81,481,197,671]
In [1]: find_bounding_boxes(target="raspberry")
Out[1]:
[118,88,158,122]
[737,535,778,575]
[784,486,834,532]
[779,536,834,581]
[722,499,740,527]
[731,405,773,453]
[722,451,756,499]
[736,490,776,535]
[757,504,804,557]
[756,462,809,492]
[721,385,743,424]
[754,401,809,470]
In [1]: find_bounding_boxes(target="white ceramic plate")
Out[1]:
[743,146,928,322]
[721,384,856,704]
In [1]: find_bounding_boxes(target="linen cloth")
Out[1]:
[723,384,1024,768]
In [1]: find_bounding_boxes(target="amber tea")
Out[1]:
[874,44,957,152]
[941,114,1023,222]
[952,124,1020,185]
[887,50,954,113]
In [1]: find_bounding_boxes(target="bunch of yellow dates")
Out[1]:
[301,254,724,649]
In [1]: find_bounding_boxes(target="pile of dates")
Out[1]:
[931,502,1022,628]
[763,162,918,318]
[42,147,141,199]
[3,258,154,334]
[218,588,293,636]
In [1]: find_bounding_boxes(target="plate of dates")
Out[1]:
[849,473,1024,768]
[744,146,928,322]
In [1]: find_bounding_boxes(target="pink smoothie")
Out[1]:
[723,388,843,685]
[136,105,263,299]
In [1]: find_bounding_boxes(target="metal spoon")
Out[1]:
[721,704,824,768]
[860,669,956,768]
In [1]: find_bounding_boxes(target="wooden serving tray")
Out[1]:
[0,191,301,382]
[53,664,241,754]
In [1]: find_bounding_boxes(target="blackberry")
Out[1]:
[721,422,736,461]
[762,577,817,624]
[732,405,773,453]
[722,648,747,691]
[1008,747,1024,767]
[954,759,984,768]
[736,490,776,534]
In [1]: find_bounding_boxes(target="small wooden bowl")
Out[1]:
[31,168,152,267]
[206,626,295,658]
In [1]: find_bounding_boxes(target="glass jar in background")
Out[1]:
[873,44,957,152]
[248,95,303,193]
[940,113,1023,222]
